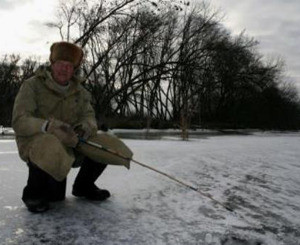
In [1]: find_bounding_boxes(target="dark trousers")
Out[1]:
[22,158,107,204]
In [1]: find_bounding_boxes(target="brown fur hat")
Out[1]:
[49,41,83,68]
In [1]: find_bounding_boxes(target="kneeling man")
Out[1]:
[12,42,132,213]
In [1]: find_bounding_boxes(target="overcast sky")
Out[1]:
[208,0,300,93]
[0,0,300,93]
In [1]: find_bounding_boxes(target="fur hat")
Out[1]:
[49,41,83,68]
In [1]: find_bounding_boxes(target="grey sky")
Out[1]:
[0,0,32,10]
[0,0,59,58]
[208,0,300,93]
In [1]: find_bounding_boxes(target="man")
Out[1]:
[12,42,132,213]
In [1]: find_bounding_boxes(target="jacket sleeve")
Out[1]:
[12,80,46,136]
[77,89,98,135]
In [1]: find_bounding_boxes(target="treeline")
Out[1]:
[0,0,299,130]
[0,55,39,127]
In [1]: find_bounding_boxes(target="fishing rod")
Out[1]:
[79,137,267,231]
[78,137,234,212]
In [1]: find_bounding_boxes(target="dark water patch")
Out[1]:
[246,212,264,221]
[288,203,300,212]
[231,186,244,192]
[231,225,266,235]
[224,189,233,196]
[113,130,251,140]
[244,175,267,184]
[280,225,300,237]
[114,131,217,140]
[261,224,279,234]
[262,210,284,221]
[224,193,259,211]
[290,163,300,169]
[286,189,300,197]
[221,234,264,245]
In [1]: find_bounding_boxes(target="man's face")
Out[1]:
[51,60,74,85]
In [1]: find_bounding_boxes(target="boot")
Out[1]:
[46,177,67,202]
[72,183,111,201]
[22,190,49,213]
[22,162,50,213]
[72,158,110,201]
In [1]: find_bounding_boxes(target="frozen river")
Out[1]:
[0,132,300,244]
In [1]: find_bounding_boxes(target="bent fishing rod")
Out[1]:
[78,137,234,212]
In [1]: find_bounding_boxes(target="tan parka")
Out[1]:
[12,66,132,181]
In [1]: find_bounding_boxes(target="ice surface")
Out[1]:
[0,133,300,245]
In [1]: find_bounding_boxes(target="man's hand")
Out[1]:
[73,123,92,140]
[46,119,79,148]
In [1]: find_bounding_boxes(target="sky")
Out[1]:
[0,0,60,59]
[0,0,300,93]
[207,0,300,93]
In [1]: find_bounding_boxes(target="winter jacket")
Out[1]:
[12,66,132,181]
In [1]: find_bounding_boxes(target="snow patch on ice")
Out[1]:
[0,151,18,155]
[15,228,24,235]
[4,206,19,211]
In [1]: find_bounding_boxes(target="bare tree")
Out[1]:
[43,0,300,131]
